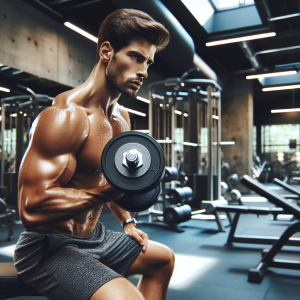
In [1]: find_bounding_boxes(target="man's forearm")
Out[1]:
[107,200,132,224]
[20,184,123,229]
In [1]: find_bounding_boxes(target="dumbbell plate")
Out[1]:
[102,131,165,194]
[115,185,160,212]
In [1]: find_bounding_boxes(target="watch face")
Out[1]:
[122,218,137,228]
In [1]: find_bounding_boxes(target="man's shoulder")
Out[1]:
[37,101,88,127]
[30,100,89,151]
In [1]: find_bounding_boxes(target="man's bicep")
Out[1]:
[21,150,75,187]
[19,148,76,210]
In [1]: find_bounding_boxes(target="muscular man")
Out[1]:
[14,9,174,300]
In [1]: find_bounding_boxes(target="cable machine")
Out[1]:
[137,70,235,232]
[1,93,53,209]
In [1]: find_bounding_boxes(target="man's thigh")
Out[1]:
[40,245,122,300]
[126,240,174,277]
[90,277,144,300]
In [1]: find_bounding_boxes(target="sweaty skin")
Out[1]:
[18,39,156,237]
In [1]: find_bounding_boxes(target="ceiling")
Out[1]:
[1,0,300,122]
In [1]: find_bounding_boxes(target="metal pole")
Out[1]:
[148,87,153,137]
[1,103,5,186]
[171,105,175,168]
[207,86,213,200]
[164,105,167,164]
[217,90,221,199]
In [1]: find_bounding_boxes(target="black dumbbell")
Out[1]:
[101,131,165,212]
[164,167,178,182]
[228,174,239,188]
[167,187,193,204]
[164,204,205,225]
[229,189,242,202]
[178,172,188,186]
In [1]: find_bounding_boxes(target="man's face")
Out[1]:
[106,39,156,98]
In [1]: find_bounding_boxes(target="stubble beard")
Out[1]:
[106,60,138,99]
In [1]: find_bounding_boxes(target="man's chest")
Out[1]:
[75,110,129,175]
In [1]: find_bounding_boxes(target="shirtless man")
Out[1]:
[14,9,174,300]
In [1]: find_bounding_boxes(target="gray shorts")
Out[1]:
[14,222,142,300]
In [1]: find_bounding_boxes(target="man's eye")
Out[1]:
[132,55,139,60]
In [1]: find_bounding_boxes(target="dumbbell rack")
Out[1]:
[137,180,187,233]
[136,178,229,233]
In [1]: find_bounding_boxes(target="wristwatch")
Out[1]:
[121,218,137,229]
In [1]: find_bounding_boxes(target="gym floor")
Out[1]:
[1,184,300,300]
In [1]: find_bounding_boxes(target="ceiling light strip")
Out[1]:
[64,22,98,43]
[271,108,300,113]
[246,70,297,79]
[0,87,10,93]
[136,96,150,104]
[269,13,300,22]
[263,84,300,92]
[206,32,276,47]
[125,107,146,117]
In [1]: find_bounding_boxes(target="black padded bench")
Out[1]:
[0,209,15,242]
[0,263,43,300]
[0,194,42,299]
[224,175,300,283]
[216,204,300,247]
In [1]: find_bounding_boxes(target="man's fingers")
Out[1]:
[133,231,144,245]
[126,228,149,252]
[138,231,149,252]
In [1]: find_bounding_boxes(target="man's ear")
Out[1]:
[100,41,113,62]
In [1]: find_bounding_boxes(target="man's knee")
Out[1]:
[149,244,175,277]
[161,247,175,276]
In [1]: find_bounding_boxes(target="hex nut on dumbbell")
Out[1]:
[123,149,143,170]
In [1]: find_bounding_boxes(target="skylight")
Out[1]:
[181,0,214,26]
[211,0,254,11]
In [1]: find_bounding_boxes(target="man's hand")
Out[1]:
[124,223,148,252]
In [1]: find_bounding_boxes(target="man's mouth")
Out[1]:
[128,81,142,90]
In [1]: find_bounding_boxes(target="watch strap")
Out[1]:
[121,218,137,229]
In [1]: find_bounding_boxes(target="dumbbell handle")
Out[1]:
[191,209,205,216]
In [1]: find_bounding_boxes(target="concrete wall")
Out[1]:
[222,78,253,193]
[0,0,165,131]
[0,0,96,88]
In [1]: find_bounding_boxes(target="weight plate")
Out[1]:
[114,185,160,212]
[102,131,165,194]
[114,143,151,178]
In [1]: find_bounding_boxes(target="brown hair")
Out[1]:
[96,9,170,63]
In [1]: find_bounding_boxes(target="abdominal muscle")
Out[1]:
[37,170,109,237]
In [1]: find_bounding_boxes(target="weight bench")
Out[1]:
[0,200,41,299]
[219,175,300,283]
[273,178,300,201]
[0,263,42,299]
[0,200,15,242]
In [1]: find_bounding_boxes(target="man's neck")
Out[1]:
[69,61,120,118]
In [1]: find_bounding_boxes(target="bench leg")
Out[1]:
[5,220,14,241]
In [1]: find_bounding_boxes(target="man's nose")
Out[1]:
[137,63,148,79]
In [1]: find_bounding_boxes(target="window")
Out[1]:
[210,0,254,11]
[259,124,300,162]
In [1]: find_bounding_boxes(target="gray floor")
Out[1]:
[1,185,300,300]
